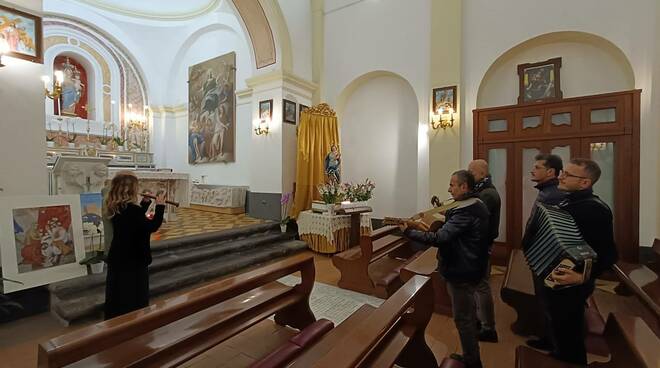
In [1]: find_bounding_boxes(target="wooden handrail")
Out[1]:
[38,253,315,368]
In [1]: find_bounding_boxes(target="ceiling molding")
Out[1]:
[70,0,221,20]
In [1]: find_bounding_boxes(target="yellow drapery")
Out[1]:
[291,103,340,218]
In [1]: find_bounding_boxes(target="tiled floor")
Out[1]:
[151,208,267,241]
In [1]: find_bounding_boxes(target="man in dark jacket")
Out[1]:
[467,159,500,342]
[401,170,490,368]
[523,153,567,350]
[524,158,618,365]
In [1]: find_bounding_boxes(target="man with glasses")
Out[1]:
[524,158,618,365]
[523,154,567,351]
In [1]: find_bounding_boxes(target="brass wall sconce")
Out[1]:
[42,70,64,100]
[0,38,9,68]
[254,119,269,135]
[431,104,455,129]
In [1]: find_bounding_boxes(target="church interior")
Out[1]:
[0,0,659,367]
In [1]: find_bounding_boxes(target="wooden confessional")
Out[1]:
[473,89,641,264]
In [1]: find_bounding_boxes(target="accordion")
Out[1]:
[523,203,598,289]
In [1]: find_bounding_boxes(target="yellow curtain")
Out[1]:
[291,103,340,218]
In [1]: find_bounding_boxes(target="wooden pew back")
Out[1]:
[38,253,316,368]
[612,262,660,336]
[305,275,437,368]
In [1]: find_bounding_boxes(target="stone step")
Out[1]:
[49,231,292,299]
[50,239,308,324]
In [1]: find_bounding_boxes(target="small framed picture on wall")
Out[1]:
[299,104,309,121]
[259,99,273,121]
[432,86,457,113]
[0,4,43,64]
[518,57,562,104]
[283,99,297,124]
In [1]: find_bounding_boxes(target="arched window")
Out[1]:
[53,55,89,119]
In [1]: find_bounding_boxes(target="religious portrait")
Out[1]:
[188,52,236,164]
[432,86,457,114]
[0,4,42,63]
[518,57,563,104]
[79,193,103,252]
[259,99,273,121]
[54,56,88,118]
[283,99,297,124]
[0,195,86,293]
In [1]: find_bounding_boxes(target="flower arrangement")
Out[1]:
[317,181,343,204]
[280,192,293,225]
[65,133,77,144]
[343,178,375,202]
[113,135,126,148]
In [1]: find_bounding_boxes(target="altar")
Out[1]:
[297,210,373,253]
[107,169,190,221]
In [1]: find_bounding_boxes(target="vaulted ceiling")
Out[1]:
[70,0,221,20]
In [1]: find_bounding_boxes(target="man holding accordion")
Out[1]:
[523,158,618,365]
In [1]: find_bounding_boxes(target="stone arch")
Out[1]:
[476,31,635,108]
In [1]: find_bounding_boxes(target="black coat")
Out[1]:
[405,197,490,283]
[107,200,164,269]
[558,189,618,282]
[474,177,501,243]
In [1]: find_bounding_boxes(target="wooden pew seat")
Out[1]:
[400,247,453,316]
[38,253,317,368]
[516,313,660,368]
[333,225,420,298]
[611,261,660,336]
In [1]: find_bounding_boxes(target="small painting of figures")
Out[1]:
[188,52,236,164]
[80,193,103,252]
[13,205,76,273]
[1,196,86,293]
[0,4,42,63]
[54,56,88,118]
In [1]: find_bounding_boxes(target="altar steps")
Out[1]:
[48,223,307,325]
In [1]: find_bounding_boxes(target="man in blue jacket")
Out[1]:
[400,170,490,368]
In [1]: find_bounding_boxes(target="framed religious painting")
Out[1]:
[259,99,273,121]
[283,99,296,124]
[0,195,87,293]
[0,4,43,64]
[432,85,457,113]
[518,57,562,104]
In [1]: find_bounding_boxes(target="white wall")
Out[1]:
[462,0,660,245]
[278,0,312,80]
[0,0,47,196]
[324,0,431,212]
[341,75,418,218]
[477,34,635,107]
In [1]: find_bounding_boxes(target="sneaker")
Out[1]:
[478,328,499,342]
[526,337,553,351]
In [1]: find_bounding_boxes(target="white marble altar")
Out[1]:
[51,156,112,194]
[190,184,247,208]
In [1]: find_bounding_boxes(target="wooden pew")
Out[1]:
[502,249,609,356]
[611,261,660,336]
[332,225,420,298]
[288,275,440,368]
[400,247,453,316]
[515,313,660,368]
[38,253,318,368]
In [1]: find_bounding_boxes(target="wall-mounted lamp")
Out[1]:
[42,71,64,100]
[0,38,9,68]
[254,119,270,135]
[431,104,455,129]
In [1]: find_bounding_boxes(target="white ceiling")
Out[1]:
[71,0,221,20]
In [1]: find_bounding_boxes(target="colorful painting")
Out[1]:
[53,56,88,118]
[283,99,296,124]
[80,193,103,252]
[0,196,86,293]
[259,99,273,121]
[0,4,42,63]
[432,86,457,114]
[188,52,236,164]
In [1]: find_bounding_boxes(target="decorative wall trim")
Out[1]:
[232,0,276,69]
[246,69,318,93]
[151,104,187,114]
[71,0,221,20]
